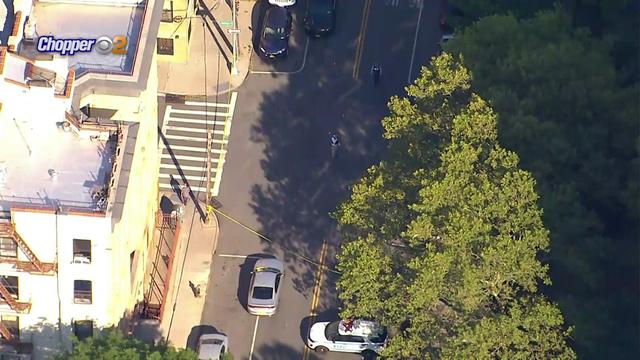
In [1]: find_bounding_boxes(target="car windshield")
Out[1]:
[310,0,332,15]
[252,286,274,300]
[263,25,286,40]
[201,339,223,345]
[367,326,388,343]
[324,321,340,340]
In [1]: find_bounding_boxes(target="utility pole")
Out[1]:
[230,0,240,76]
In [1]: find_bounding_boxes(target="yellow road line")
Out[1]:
[352,0,372,80]
[302,238,329,360]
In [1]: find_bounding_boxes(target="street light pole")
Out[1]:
[230,0,240,76]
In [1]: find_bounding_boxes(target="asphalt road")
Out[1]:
[193,1,443,359]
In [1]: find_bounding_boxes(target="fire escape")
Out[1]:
[0,221,57,344]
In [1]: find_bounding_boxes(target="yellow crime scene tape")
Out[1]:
[208,205,341,275]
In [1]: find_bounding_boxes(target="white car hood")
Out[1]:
[309,322,329,343]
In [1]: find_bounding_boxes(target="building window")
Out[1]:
[72,239,91,264]
[0,276,19,300]
[0,315,19,340]
[157,38,174,55]
[0,236,17,258]
[73,280,92,304]
[73,320,93,341]
[161,1,173,23]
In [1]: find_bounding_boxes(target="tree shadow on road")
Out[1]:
[245,341,303,360]
[235,0,415,301]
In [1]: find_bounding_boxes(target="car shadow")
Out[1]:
[236,253,278,310]
[186,325,223,351]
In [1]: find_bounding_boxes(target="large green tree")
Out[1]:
[334,54,574,359]
[56,329,198,360]
[445,9,639,358]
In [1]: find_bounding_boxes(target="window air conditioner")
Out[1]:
[72,256,90,264]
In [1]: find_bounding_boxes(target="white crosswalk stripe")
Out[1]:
[158,92,238,198]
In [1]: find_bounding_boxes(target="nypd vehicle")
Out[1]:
[307,319,388,355]
[268,0,296,7]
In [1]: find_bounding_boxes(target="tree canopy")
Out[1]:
[334,54,575,359]
[445,6,639,358]
[56,329,198,360]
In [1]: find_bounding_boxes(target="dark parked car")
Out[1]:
[304,0,336,37]
[440,0,464,25]
[259,6,292,59]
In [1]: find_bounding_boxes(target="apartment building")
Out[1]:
[157,0,197,63]
[0,0,162,358]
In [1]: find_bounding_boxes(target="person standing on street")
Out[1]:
[181,185,190,206]
[371,63,382,85]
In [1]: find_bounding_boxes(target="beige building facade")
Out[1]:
[0,0,163,358]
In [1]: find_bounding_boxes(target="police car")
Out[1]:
[307,319,388,355]
[268,0,295,7]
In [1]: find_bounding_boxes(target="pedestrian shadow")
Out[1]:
[236,253,277,310]
[186,324,223,351]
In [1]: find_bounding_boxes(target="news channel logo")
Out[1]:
[35,35,128,56]
[94,36,128,55]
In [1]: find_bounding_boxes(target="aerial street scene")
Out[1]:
[0,0,637,359]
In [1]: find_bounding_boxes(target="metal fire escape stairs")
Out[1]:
[0,222,57,275]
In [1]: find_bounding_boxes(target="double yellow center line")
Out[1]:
[302,238,329,360]
[352,0,373,80]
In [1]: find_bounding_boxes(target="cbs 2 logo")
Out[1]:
[95,35,128,55]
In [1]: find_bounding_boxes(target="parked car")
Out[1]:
[247,258,284,316]
[259,6,293,59]
[307,319,388,355]
[197,333,229,360]
[440,0,465,25]
[269,0,296,7]
[304,0,336,37]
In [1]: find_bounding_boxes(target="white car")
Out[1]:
[307,319,388,355]
[247,258,284,316]
[197,334,229,360]
[269,0,296,7]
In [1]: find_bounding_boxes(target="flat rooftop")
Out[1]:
[20,2,144,75]
[0,112,115,212]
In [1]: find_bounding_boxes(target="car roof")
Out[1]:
[339,320,386,337]
[254,268,278,287]
[265,6,289,27]
[198,334,227,359]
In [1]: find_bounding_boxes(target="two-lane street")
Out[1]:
[185,1,444,359]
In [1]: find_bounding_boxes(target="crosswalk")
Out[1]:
[159,92,238,198]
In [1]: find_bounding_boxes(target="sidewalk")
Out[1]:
[159,196,220,349]
[158,0,254,96]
